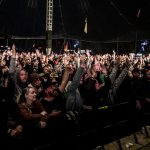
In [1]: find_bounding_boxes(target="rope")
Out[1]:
[108,0,133,26]
[58,0,66,35]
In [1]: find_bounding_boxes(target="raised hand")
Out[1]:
[64,65,74,75]
[80,55,87,68]
[35,49,40,58]
[86,50,90,57]
[11,44,16,58]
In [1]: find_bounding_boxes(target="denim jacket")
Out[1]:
[65,67,85,113]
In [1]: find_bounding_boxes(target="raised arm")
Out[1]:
[58,65,73,93]
[9,45,16,74]
[67,56,86,92]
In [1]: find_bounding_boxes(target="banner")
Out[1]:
[64,42,68,52]
[136,9,141,18]
[84,17,87,34]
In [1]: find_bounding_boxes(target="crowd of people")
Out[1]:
[0,44,150,149]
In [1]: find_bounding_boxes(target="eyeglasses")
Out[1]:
[51,82,58,87]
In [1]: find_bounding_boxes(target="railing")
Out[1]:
[2,102,150,150]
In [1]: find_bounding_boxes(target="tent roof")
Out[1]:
[0,0,150,41]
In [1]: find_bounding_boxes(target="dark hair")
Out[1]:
[142,67,150,79]
[132,68,141,73]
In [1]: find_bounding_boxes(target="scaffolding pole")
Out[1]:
[46,0,53,55]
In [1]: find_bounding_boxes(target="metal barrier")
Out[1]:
[3,102,150,150]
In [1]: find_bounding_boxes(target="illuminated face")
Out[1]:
[45,83,59,97]
[25,87,37,102]
[19,70,28,83]
[43,67,49,74]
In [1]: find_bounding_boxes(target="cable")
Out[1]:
[108,0,133,26]
[0,0,4,6]
[58,0,66,35]
[83,0,90,15]
[79,0,89,16]
[27,0,37,8]
[58,0,67,52]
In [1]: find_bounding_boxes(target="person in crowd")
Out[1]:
[28,72,43,100]
[9,47,29,103]
[0,66,24,150]
[40,65,76,129]
[137,66,150,113]
[18,85,48,148]
[0,45,150,149]
[65,55,88,113]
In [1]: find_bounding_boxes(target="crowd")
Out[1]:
[0,44,150,149]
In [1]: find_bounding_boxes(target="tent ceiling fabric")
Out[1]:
[0,0,150,41]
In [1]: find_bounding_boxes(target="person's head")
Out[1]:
[145,67,150,80]
[0,66,9,87]
[132,68,141,79]
[90,65,97,78]
[18,69,28,83]
[19,86,37,104]
[29,73,42,88]
[84,77,96,92]
[43,79,59,99]
[43,66,48,74]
